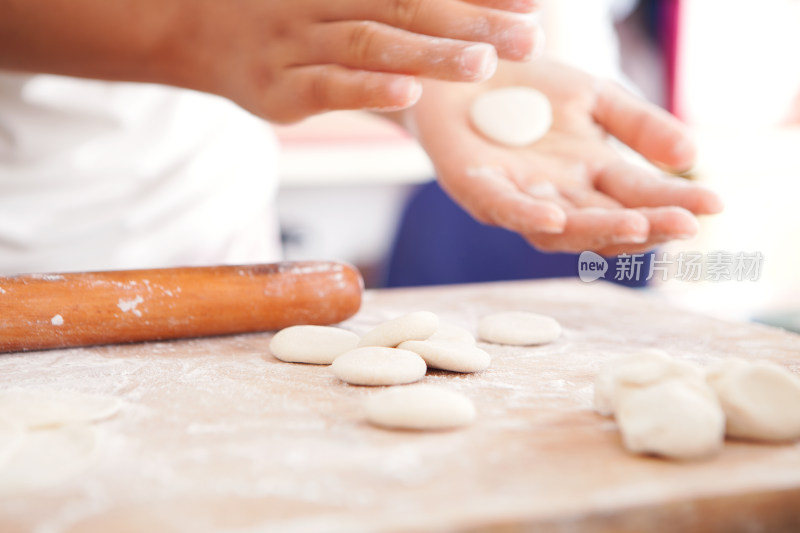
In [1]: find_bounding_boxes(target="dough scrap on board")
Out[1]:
[0,424,98,493]
[0,389,122,429]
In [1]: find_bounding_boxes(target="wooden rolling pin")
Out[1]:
[0,261,363,353]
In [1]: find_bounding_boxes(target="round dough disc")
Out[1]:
[0,389,122,429]
[427,324,476,345]
[469,86,553,147]
[477,311,561,346]
[269,325,360,364]
[398,340,490,373]
[365,384,476,430]
[358,311,439,348]
[331,347,427,386]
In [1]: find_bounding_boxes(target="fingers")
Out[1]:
[522,181,572,210]
[443,165,567,234]
[319,0,542,61]
[509,157,623,209]
[488,192,568,235]
[526,208,650,253]
[263,66,422,123]
[593,80,696,172]
[515,179,702,254]
[558,186,623,209]
[526,205,700,255]
[594,206,699,256]
[595,162,724,215]
[503,174,705,255]
[303,22,497,82]
[460,0,539,14]
[637,206,700,240]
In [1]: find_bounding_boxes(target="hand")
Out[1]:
[183,0,544,123]
[404,58,723,255]
[0,0,542,123]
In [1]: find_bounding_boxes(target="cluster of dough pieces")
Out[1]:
[270,311,562,431]
[595,349,800,460]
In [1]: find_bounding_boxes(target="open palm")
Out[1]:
[407,58,723,255]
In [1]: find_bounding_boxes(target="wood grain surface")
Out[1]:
[1,279,799,532]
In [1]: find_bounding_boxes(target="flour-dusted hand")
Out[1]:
[404,58,724,255]
[0,0,543,123]
[194,0,545,122]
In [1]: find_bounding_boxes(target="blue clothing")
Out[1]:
[384,181,652,288]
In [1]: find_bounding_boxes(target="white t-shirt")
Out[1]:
[0,73,282,275]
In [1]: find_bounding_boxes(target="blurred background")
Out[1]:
[273,0,800,327]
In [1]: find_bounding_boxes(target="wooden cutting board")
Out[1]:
[1,279,799,532]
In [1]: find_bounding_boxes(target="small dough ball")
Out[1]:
[269,325,360,364]
[398,340,490,373]
[615,380,725,460]
[469,86,553,147]
[477,311,561,346]
[331,347,427,386]
[594,349,704,416]
[0,389,122,429]
[358,311,439,348]
[365,384,476,430]
[706,358,800,442]
[427,324,476,345]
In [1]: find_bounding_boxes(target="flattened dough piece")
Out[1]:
[0,424,97,493]
[269,325,360,364]
[469,86,553,147]
[0,389,122,429]
[0,416,23,470]
[427,324,476,345]
[706,358,800,442]
[615,380,725,460]
[398,340,490,373]
[477,311,561,346]
[358,311,439,348]
[365,384,476,430]
[594,349,704,416]
[331,347,427,386]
